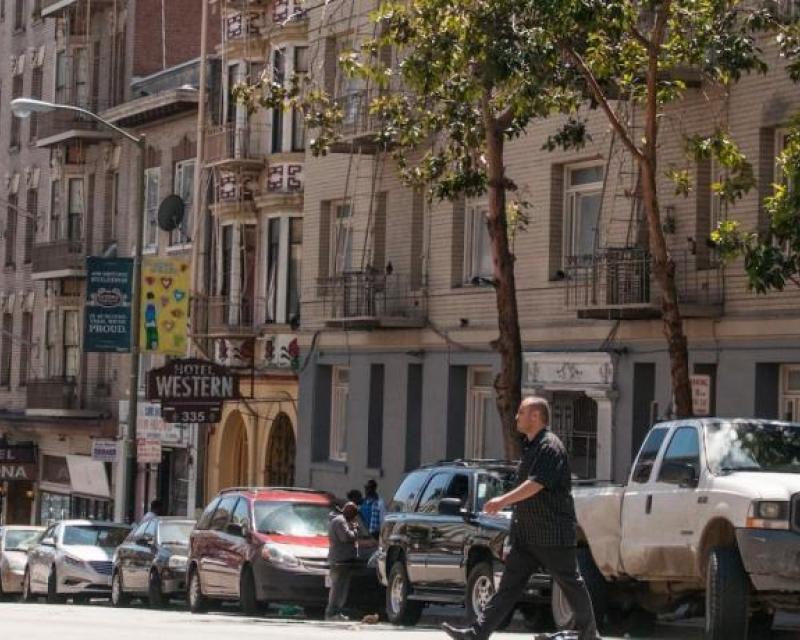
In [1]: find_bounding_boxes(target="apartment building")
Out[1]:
[197,0,304,497]
[293,2,800,498]
[0,0,207,525]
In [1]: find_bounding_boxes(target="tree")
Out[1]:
[542,0,769,417]
[238,0,578,458]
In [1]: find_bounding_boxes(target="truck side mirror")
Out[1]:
[437,497,464,517]
[660,460,699,488]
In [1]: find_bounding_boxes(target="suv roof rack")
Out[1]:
[219,486,333,495]
[428,458,518,468]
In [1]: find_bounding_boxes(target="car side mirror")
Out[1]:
[226,522,246,538]
[437,497,464,517]
[41,537,55,547]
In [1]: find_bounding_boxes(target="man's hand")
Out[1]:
[483,497,506,515]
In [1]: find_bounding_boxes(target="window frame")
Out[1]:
[0,313,13,387]
[143,167,160,253]
[631,428,669,484]
[562,162,604,265]
[169,159,195,248]
[330,202,353,276]
[329,365,350,462]
[465,367,494,459]
[463,203,492,284]
[657,426,702,486]
[66,176,84,241]
[62,308,80,379]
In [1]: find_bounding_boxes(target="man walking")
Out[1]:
[326,501,360,621]
[442,396,600,640]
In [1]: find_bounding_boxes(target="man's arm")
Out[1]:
[332,517,358,542]
[483,480,544,515]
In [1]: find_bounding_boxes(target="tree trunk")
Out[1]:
[639,158,693,418]
[484,118,523,460]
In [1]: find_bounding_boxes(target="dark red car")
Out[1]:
[187,487,381,617]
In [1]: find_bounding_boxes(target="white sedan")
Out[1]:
[0,526,43,595]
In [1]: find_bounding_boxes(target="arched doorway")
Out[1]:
[219,411,249,489]
[265,413,296,486]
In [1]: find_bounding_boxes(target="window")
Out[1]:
[10,74,23,149]
[221,225,233,296]
[5,195,17,267]
[465,368,494,458]
[709,157,726,233]
[329,366,350,461]
[49,179,61,241]
[780,364,800,421]
[631,428,668,484]
[563,164,604,263]
[109,171,119,242]
[265,218,280,322]
[24,188,35,263]
[231,497,250,529]
[271,49,286,153]
[416,472,453,513]
[0,313,12,387]
[29,66,43,142]
[209,496,237,531]
[291,108,305,152]
[171,160,195,246]
[13,0,24,30]
[195,497,221,530]
[476,471,515,512]
[388,470,429,513]
[294,46,309,74]
[143,168,160,251]
[657,427,701,485]
[463,204,492,284]
[45,309,57,377]
[73,47,90,108]
[19,310,31,386]
[330,202,353,275]
[287,218,302,322]
[63,309,80,378]
[66,177,83,241]
[55,51,68,103]
[0,0,5,21]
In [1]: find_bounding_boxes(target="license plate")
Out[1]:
[324,575,331,588]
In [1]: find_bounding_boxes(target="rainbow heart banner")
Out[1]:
[140,256,190,355]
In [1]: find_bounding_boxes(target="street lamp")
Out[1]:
[11,97,147,522]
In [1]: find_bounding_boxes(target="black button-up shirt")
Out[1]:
[510,428,577,547]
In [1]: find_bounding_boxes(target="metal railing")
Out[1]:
[334,91,377,138]
[194,295,267,335]
[31,239,85,275]
[204,124,268,165]
[26,379,78,412]
[318,271,426,321]
[564,247,723,312]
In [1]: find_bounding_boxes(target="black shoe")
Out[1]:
[441,622,477,640]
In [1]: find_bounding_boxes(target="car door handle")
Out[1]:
[645,495,653,514]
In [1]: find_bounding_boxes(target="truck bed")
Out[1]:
[573,484,626,578]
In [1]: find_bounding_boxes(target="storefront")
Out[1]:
[37,453,112,524]
[0,442,37,525]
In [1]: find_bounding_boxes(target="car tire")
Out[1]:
[111,570,131,608]
[187,567,209,614]
[551,547,608,631]
[148,569,166,609]
[466,562,500,624]
[705,547,749,640]
[385,560,423,626]
[20,568,34,603]
[46,566,65,604]
[239,565,259,616]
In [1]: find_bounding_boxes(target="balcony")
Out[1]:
[318,271,427,329]
[331,91,380,153]
[36,84,113,147]
[193,295,266,337]
[564,247,723,320]
[31,239,86,280]
[41,0,113,18]
[205,124,268,169]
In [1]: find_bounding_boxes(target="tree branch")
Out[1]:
[563,47,644,161]
[497,104,515,130]
[630,25,650,49]
[645,0,672,159]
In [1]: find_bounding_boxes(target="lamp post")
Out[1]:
[11,98,147,522]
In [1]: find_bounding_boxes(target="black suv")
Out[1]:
[376,460,551,627]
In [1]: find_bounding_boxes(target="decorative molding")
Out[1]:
[523,351,614,391]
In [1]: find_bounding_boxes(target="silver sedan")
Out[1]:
[0,526,44,595]
[22,520,130,603]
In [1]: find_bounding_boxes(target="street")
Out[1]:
[2,602,799,640]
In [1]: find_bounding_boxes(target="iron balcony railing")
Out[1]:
[318,271,427,323]
[564,247,723,313]
[334,91,378,139]
[193,295,267,336]
[31,239,85,275]
[204,124,269,165]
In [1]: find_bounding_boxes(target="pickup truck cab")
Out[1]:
[568,418,800,640]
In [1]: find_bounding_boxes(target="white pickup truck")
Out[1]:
[561,418,800,640]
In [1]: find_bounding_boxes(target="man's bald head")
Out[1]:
[516,396,550,438]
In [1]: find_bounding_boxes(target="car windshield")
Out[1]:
[158,522,193,545]
[253,501,330,537]
[62,525,129,548]
[476,470,516,512]
[706,421,800,474]
[5,529,40,551]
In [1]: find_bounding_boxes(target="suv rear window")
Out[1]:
[389,470,429,513]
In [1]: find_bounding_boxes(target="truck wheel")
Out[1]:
[705,547,749,640]
[464,562,513,629]
[551,547,608,631]
[385,561,423,626]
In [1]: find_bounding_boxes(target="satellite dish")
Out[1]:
[157,194,185,232]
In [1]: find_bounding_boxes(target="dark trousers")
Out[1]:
[475,543,599,640]
[325,563,353,618]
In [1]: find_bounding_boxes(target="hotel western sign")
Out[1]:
[0,444,37,481]
[146,358,241,424]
